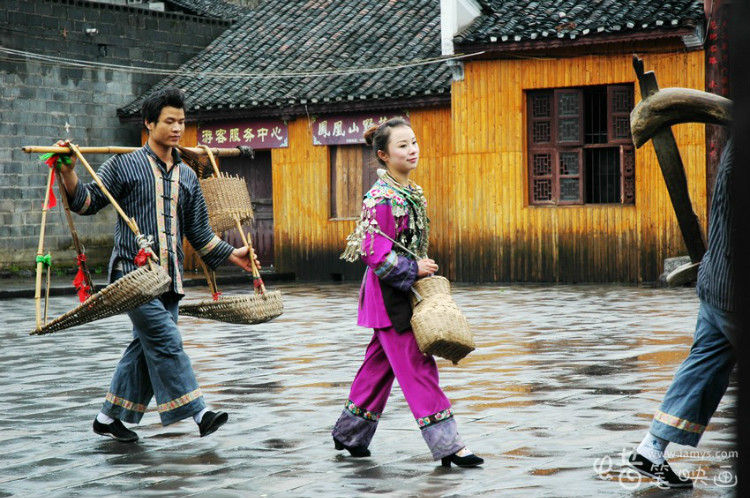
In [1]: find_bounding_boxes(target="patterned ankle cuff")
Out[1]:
[417,408,453,429]
[345,400,381,421]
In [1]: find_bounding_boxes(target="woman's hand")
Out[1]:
[416,258,438,278]
[227,246,262,272]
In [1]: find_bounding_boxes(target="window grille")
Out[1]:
[527,84,635,205]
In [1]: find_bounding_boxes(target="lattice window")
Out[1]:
[532,121,551,144]
[530,92,553,145]
[555,90,582,145]
[608,85,634,144]
[621,146,636,204]
[532,94,552,118]
[558,150,582,203]
[533,178,553,202]
[559,151,580,176]
[530,151,554,204]
[533,152,552,176]
[527,84,635,206]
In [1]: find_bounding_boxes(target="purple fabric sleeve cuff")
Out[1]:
[377,253,418,292]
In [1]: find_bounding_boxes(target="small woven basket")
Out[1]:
[200,175,254,234]
[31,265,172,335]
[410,276,475,364]
[409,274,451,306]
[180,290,283,325]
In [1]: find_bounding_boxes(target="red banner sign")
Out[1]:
[198,119,288,149]
[312,112,409,146]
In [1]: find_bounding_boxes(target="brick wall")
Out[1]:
[0,0,230,270]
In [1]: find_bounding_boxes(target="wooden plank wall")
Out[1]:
[271,110,453,280]
[182,48,705,283]
[448,50,707,283]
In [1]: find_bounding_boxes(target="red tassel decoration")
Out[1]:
[72,254,91,302]
[43,156,58,209]
[134,248,151,267]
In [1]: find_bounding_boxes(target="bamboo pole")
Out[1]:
[197,257,219,297]
[235,218,265,294]
[44,263,51,323]
[199,144,264,294]
[199,144,223,177]
[35,167,55,330]
[58,175,94,293]
[67,143,139,237]
[23,145,246,157]
[67,143,157,268]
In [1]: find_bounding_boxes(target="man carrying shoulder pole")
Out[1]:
[57,87,258,442]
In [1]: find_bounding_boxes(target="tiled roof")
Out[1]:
[455,0,705,46]
[164,0,249,20]
[119,0,451,118]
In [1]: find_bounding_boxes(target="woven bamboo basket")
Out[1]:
[31,265,172,335]
[410,276,475,364]
[180,291,283,325]
[409,274,451,305]
[178,145,283,325]
[200,175,254,234]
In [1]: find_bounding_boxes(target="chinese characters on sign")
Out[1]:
[312,112,410,145]
[198,119,289,149]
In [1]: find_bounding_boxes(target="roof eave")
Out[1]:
[117,93,451,124]
[454,25,704,60]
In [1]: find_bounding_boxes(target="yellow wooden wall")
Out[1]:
[185,49,706,283]
[271,108,453,279]
[445,50,707,283]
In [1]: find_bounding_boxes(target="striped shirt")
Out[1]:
[69,143,234,295]
[697,138,736,311]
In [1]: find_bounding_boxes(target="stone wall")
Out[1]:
[0,0,230,270]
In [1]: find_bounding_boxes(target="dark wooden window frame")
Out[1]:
[527,84,636,206]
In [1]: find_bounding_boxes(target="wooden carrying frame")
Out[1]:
[178,146,283,325]
[29,143,172,335]
[630,56,732,286]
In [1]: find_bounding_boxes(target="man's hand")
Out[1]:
[55,141,78,196]
[228,246,262,272]
[417,258,438,278]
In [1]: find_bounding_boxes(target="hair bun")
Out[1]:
[363,124,379,146]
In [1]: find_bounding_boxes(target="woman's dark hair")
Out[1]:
[141,87,186,125]
[363,118,411,165]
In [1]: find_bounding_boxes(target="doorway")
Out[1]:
[219,151,275,268]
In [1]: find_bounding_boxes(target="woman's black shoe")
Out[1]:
[441,452,484,468]
[333,437,371,457]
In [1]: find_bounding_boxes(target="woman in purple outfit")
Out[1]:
[332,118,483,468]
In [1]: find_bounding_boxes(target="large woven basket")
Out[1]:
[410,276,475,364]
[31,265,172,335]
[180,290,283,325]
[200,175,254,234]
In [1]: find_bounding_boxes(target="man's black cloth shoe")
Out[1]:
[93,418,139,443]
[199,410,228,437]
[628,451,693,488]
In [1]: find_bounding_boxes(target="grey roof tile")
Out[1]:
[455,0,704,46]
[164,0,249,20]
[119,0,451,117]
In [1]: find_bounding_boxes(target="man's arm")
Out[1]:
[182,174,260,271]
[57,153,117,215]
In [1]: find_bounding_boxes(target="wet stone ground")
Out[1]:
[0,282,737,497]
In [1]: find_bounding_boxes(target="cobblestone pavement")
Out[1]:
[0,282,737,497]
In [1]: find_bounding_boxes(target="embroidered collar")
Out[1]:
[144,142,182,174]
